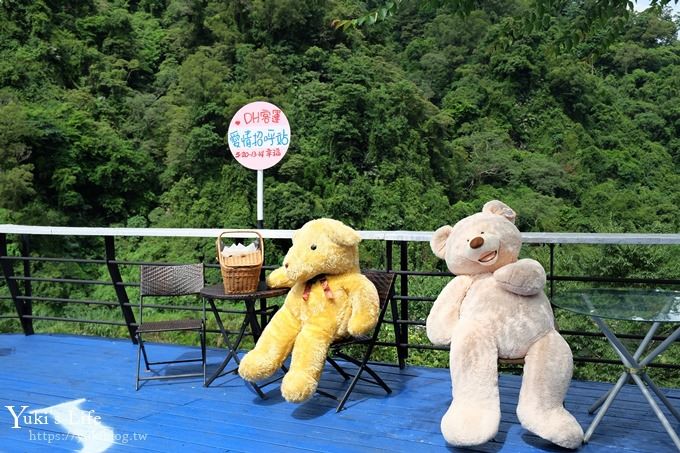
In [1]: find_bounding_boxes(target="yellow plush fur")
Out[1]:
[238,218,379,403]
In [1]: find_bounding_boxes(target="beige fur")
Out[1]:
[238,218,379,403]
[427,200,583,449]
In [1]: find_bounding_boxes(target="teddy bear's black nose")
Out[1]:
[469,236,484,249]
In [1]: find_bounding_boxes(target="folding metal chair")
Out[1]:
[135,264,206,390]
[322,270,397,411]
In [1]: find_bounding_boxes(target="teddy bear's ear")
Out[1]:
[430,225,453,259]
[326,219,362,246]
[482,200,516,224]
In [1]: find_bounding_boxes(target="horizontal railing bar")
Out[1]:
[3,225,680,244]
[9,276,113,285]
[17,296,118,307]
[372,341,680,369]
[23,315,128,326]
[1,256,107,265]
[124,304,266,317]
[551,275,680,285]
[0,315,18,319]
[393,295,436,302]
[558,329,678,342]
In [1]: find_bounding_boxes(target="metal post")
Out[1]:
[386,240,405,368]
[0,233,33,334]
[20,235,32,323]
[399,241,409,362]
[549,243,555,301]
[104,236,137,343]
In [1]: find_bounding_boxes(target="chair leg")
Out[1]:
[138,334,151,371]
[327,355,351,380]
[135,334,142,391]
[200,325,207,386]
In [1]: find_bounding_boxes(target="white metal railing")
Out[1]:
[2,224,680,244]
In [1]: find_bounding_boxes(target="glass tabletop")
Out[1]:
[552,288,680,322]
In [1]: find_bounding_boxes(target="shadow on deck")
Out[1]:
[0,334,678,452]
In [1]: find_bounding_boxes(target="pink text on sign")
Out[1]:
[228,101,290,170]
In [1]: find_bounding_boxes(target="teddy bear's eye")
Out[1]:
[481,232,484,234]
[310,244,317,251]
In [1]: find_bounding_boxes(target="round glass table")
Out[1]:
[553,288,680,449]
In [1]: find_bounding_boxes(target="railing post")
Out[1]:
[20,235,33,322]
[549,243,555,301]
[386,240,406,368]
[399,241,409,364]
[0,233,34,334]
[104,236,137,343]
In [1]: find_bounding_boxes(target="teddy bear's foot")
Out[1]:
[238,350,280,382]
[441,401,500,447]
[518,406,583,449]
[281,370,318,403]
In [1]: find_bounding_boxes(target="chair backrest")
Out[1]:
[139,264,204,297]
[362,270,396,312]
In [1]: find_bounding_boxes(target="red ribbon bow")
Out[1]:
[302,275,334,302]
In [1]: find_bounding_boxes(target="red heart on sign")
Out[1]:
[235,120,241,126]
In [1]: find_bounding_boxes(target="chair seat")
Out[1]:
[137,319,202,333]
[332,334,370,347]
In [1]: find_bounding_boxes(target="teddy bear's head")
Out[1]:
[279,218,361,282]
[431,200,522,275]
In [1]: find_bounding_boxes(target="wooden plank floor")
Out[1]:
[1,333,679,452]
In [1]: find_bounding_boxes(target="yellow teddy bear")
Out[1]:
[238,218,379,403]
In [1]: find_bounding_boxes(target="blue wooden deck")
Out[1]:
[0,334,678,452]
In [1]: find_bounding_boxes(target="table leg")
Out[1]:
[641,372,680,422]
[630,372,680,450]
[205,314,249,386]
[207,298,240,362]
[586,317,680,448]
[589,321,661,414]
[584,372,629,442]
[246,298,263,341]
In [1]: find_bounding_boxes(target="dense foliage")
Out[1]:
[1,0,678,234]
[1,1,680,383]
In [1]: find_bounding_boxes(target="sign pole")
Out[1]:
[257,170,264,229]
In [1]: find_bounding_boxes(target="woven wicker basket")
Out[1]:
[216,230,263,294]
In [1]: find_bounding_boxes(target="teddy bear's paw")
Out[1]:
[518,406,584,449]
[441,402,500,446]
[348,315,376,337]
[238,351,278,382]
[281,370,317,403]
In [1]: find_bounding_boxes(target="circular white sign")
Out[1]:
[227,101,290,170]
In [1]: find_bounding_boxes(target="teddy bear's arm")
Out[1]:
[493,258,546,296]
[426,275,473,346]
[346,275,380,337]
[266,266,296,288]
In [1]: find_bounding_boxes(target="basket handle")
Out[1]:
[216,230,264,266]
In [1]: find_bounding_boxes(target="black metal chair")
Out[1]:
[321,270,397,411]
[135,264,206,390]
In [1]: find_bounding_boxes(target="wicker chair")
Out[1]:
[322,270,397,411]
[135,264,206,390]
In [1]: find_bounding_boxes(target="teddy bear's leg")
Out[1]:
[516,330,584,449]
[280,320,334,403]
[238,306,301,382]
[441,322,501,447]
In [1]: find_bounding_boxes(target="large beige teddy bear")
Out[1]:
[238,218,379,403]
[427,200,583,449]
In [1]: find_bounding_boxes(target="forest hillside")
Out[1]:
[1,1,679,235]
